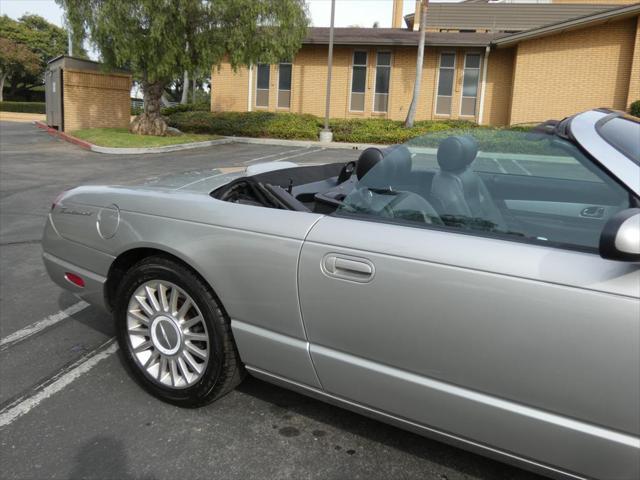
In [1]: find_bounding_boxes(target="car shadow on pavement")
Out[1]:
[236,376,544,480]
[57,292,115,338]
[69,435,157,480]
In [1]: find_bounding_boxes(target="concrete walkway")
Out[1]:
[0,112,45,123]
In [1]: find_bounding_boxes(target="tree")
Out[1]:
[58,0,309,135]
[405,0,428,128]
[0,14,86,101]
[0,37,39,101]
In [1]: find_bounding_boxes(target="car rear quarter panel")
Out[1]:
[46,186,325,386]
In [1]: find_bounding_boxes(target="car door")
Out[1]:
[297,134,640,479]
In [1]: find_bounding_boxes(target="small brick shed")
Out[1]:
[45,56,132,132]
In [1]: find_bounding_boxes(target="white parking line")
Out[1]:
[0,301,89,351]
[0,339,118,428]
[489,157,508,174]
[243,147,308,164]
[275,148,325,162]
[509,159,533,176]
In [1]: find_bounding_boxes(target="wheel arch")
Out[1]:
[104,246,226,317]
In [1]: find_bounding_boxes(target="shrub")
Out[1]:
[167,111,487,143]
[630,100,640,118]
[0,101,46,114]
[329,118,480,144]
[167,111,319,140]
[165,111,533,145]
[161,102,210,116]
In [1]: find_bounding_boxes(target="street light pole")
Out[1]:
[320,0,336,143]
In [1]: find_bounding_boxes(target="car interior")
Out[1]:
[212,134,634,250]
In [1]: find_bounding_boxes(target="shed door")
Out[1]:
[46,68,62,128]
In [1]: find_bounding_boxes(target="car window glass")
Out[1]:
[598,116,640,165]
[336,129,632,251]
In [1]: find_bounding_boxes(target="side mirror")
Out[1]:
[599,208,640,261]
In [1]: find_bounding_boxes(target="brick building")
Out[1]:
[211,1,640,126]
[45,56,132,132]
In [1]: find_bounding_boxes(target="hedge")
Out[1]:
[161,102,209,116]
[167,111,320,140]
[131,102,210,117]
[630,100,640,118]
[166,111,492,144]
[0,101,46,114]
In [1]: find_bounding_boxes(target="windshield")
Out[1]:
[337,128,631,250]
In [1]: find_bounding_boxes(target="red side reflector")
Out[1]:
[65,272,85,288]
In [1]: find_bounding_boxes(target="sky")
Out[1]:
[0,0,462,31]
[0,0,461,62]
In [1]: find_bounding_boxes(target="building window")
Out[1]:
[350,51,367,112]
[374,52,391,113]
[256,64,270,108]
[461,53,481,116]
[278,62,292,109]
[436,53,455,116]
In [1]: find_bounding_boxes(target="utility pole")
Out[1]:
[320,0,336,143]
[405,0,428,128]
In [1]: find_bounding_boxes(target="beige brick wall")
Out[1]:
[62,69,131,132]
[509,17,638,125]
[211,45,486,123]
[211,17,638,128]
[627,16,640,109]
[211,63,249,112]
[482,47,515,126]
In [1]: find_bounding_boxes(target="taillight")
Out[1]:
[64,272,85,288]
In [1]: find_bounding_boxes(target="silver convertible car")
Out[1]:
[43,109,639,479]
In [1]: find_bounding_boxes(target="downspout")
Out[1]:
[478,45,490,125]
[247,64,253,112]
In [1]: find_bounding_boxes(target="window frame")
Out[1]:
[459,52,482,118]
[277,61,293,110]
[349,50,369,113]
[372,50,392,114]
[255,63,270,109]
[434,51,456,117]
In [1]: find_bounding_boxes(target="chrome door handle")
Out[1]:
[322,254,375,283]
[334,257,373,275]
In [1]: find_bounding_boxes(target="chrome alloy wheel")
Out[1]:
[126,280,210,389]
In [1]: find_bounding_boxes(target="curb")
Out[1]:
[35,121,233,154]
[35,121,92,150]
[89,137,233,154]
[34,121,387,154]
[227,136,387,151]
[226,137,389,150]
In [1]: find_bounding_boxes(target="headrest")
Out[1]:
[356,147,384,180]
[437,135,478,172]
[356,144,413,189]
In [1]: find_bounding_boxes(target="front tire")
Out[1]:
[114,256,243,407]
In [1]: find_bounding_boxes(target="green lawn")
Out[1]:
[71,128,221,148]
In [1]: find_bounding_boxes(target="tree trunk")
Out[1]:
[405,0,428,128]
[0,72,6,102]
[180,71,189,104]
[192,76,196,104]
[130,80,168,136]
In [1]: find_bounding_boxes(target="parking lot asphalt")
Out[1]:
[0,121,543,480]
